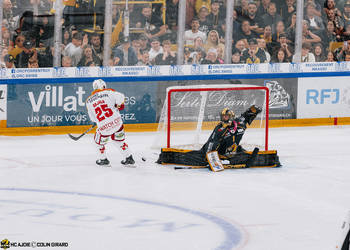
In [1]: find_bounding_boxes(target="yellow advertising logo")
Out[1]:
[0,239,10,249]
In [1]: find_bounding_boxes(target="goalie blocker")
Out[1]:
[157,147,281,171]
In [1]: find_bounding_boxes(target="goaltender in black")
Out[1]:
[157,105,281,170]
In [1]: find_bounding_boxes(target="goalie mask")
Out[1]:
[93,79,107,90]
[220,108,235,123]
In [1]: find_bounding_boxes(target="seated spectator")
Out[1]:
[3,0,19,33]
[335,39,350,61]
[78,45,102,67]
[304,0,322,17]
[323,0,342,21]
[28,57,39,68]
[148,37,163,62]
[302,20,321,45]
[61,56,72,67]
[258,38,271,62]
[166,0,179,31]
[185,0,196,29]
[206,0,225,31]
[344,51,350,61]
[112,36,138,66]
[90,33,103,62]
[197,5,211,34]
[326,50,336,61]
[241,38,267,63]
[16,39,38,68]
[190,48,206,64]
[313,43,326,61]
[201,48,220,64]
[14,11,35,37]
[139,34,151,52]
[280,0,296,27]
[324,20,338,45]
[257,0,271,17]
[62,32,84,67]
[231,49,242,64]
[326,8,345,39]
[37,13,54,46]
[193,36,205,51]
[286,12,297,42]
[342,23,350,41]
[262,2,283,34]
[343,1,350,26]
[195,0,211,15]
[136,50,152,66]
[216,46,224,63]
[304,2,325,35]
[245,1,264,34]
[1,27,13,50]
[8,34,26,59]
[218,8,240,42]
[272,48,290,62]
[234,39,247,55]
[261,25,273,46]
[133,4,167,40]
[184,18,207,46]
[131,37,142,60]
[62,28,72,48]
[292,42,315,62]
[0,49,9,68]
[4,54,16,68]
[236,20,259,47]
[183,47,193,65]
[204,30,225,53]
[39,45,54,67]
[273,33,294,61]
[272,21,286,43]
[154,40,177,65]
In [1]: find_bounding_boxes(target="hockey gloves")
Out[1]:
[242,105,262,125]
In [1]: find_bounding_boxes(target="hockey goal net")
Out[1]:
[153,84,269,151]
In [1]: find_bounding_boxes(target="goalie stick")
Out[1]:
[174,164,247,170]
[68,124,96,141]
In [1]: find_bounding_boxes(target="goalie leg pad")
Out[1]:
[206,151,224,172]
[225,150,281,168]
[157,148,207,166]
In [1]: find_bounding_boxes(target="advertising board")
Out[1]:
[298,77,350,118]
[7,82,157,127]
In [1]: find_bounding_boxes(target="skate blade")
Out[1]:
[122,164,137,168]
[96,164,111,167]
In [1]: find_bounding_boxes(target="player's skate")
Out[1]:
[96,158,111,167]
[121,155,135,166]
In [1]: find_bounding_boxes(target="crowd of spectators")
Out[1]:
[2,0,350,68]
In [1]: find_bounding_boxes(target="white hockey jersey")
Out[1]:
[86,88,125,136]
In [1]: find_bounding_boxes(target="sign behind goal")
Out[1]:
[153,84,269,151]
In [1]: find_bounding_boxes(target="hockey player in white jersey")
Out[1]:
[86,79,135,166]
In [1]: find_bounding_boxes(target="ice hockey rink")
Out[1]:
[0,125,349,250]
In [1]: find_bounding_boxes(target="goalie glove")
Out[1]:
[242,105,262,125]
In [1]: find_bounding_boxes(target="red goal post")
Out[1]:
[159,84,270,151]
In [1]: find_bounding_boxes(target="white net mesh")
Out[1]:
[152,84,269,151]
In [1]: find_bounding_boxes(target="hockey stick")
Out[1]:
[68,124,96,141]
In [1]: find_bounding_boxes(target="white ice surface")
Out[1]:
[0,126,350,250]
